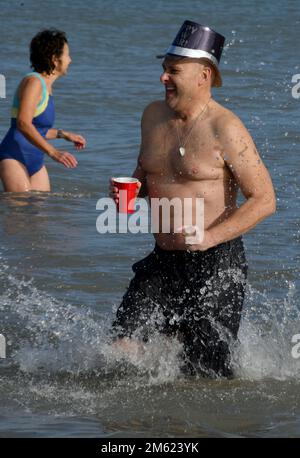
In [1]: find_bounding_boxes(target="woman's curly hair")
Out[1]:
[30,29,68,75]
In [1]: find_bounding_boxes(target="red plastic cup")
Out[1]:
[112,177,139,214]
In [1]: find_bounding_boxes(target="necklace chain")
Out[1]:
[175,97,211,157]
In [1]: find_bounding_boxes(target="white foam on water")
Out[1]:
[0,249,183,384]
[1,248,299,383]
[103,334,183,384]
[232,282,300,380]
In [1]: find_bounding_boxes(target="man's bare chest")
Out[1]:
[140,125,225,181]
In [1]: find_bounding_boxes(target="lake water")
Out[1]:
[0,0,299,438]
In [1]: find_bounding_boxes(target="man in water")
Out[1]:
[110,21,276,377]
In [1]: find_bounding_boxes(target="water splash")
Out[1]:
[0,248,182,383]
[1,248,299,383]
[233,282,300,380]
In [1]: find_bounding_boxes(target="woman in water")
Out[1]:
[0,29,86,192]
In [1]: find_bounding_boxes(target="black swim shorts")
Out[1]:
[112,237,248,378]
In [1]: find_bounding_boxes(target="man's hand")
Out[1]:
[109,177,141,205]
[49,150,78,168]
[177,225,216,251]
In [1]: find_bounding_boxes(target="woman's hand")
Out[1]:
[49,149,78,168]
[63,131,86,150]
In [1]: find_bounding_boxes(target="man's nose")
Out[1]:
[160,71,169,84]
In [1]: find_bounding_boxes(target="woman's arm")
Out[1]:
[45,128,59,140]
[16,77,78,168]
[45,128,86,150]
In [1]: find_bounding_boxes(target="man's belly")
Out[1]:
[147,179,237,250]
[153,208,236,250]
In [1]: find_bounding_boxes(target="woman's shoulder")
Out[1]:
[21,72,44,87]
[17,73,44,98]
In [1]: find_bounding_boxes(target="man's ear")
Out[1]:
[203,66,212,83]
[197,66,210,86]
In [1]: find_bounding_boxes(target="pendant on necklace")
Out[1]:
[179,147,185,157]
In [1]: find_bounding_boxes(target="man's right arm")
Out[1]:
[110,101,161,201]
[109,150,147,203]
[132,158,148,198]
[132,101,160,199]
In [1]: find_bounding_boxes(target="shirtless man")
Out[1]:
[110,21,276,377]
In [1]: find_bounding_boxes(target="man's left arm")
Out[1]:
[204,115,276,249]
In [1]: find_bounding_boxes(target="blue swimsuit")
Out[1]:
[0,72,55,176]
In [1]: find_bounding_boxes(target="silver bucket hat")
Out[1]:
[157,20,225,87]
